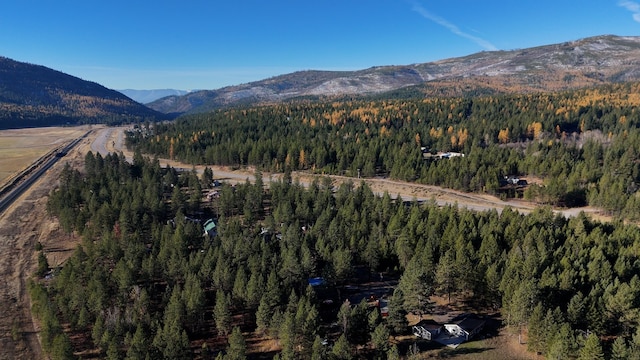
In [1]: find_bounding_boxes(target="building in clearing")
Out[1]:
[412,319,444,340]
[203,219,217,237]
[443,315,486,341]
[422,151,465,160]
[413,315,486,343]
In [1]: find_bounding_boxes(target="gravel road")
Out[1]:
[94,127,603,219]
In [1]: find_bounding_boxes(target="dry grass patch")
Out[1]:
[0,126,90,185]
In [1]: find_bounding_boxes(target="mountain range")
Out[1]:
[1,34,640,128]
[147,35,640,115]
[0,57,164,129]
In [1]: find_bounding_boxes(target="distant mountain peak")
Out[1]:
[118,89,190,104]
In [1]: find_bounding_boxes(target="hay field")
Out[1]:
[0,126,90,186]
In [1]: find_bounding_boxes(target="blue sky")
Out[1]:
[1,1,639,90]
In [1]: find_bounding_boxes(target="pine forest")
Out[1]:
[35,81,640,359]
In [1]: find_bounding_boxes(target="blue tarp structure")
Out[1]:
[308,277,325,287]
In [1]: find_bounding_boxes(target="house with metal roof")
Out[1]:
[203,219,217,237]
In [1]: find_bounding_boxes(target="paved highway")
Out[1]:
[0,134,86,215]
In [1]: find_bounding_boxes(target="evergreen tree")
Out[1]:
[386,344,400,360]
[214,291,231,336]
[256,295,272,335]
[125,324,148,360]
[526,304,545,354]
[245,271,264,309]
[371,323,390,353]
[611,336,629,360]
[226,327,247,360]
[232,267,248,306]
[36,251,49,277]
[347,299,370,345]
[299,300,320,356]
[183,272,205,331]
[152,286,191,359]
[279,312,296,360]
[202,167,214,187]
[547,323,575,360]
[311,335,326,360]
[106,338,121,360]
[337,300,351,334]
[567,291,587,329]
[385,290,408,335]
[397,256,434,316]
[51,333,75,360]
[578,333,605,360]
[92,315,105,349]
[332,248,353,284]
[368,307,381,333]
[331,334,352,360]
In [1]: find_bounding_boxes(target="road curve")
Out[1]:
[92,127,603,220]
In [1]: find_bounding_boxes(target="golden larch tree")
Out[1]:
[299,149,306,169]
[498,128,510,144]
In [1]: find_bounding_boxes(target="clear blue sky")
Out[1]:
[1,1,639,90]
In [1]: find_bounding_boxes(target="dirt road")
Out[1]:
[99,127,602,218]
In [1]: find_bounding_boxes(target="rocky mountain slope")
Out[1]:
[0,57,164,129]
[148,35,640,115]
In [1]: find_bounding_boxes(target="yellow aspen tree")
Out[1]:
[619,115,627,125]
[534,123,543,139]
[498,128,510,143]
[527,122,543,139]
[457,128,468,146]
[299,149,306,169]
[285,153,292,168]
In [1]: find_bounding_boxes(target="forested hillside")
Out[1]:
[0,56,163,128]
[37,150,640,359]
[146,35,640,115]
[128,82,640,220]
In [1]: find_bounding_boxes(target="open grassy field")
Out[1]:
[0,126,90,186]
